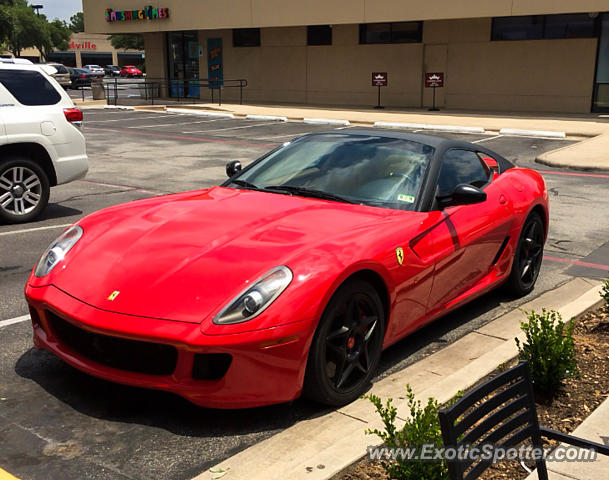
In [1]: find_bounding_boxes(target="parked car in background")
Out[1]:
[104,65,121,77]
[83,65,104,78]
[68,68,93,89]
[45,63,71,89]
[120,65,143,77]
[0,63,88,223]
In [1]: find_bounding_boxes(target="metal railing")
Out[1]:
[103,77,248,106]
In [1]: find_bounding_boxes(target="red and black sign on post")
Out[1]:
[372,72,387,109]
[425,72,444,111]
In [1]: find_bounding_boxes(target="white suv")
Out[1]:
[0,63,88,223]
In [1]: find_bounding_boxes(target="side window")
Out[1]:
[0,70,61,106]
[437,149,491,197]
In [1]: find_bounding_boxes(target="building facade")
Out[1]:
[83,0,609,112]
[17,33,144,69]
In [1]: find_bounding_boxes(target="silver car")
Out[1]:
[83,64,104,78]
[46,63,71,89]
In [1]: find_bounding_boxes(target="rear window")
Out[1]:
[0,70,61,106]
[51,65,68,74]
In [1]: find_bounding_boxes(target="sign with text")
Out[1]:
[372,72,388,87]
[207,38,224,88]
[425,72,444,88]
[105,6,169,22]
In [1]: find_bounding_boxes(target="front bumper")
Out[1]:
[25,284,312,408]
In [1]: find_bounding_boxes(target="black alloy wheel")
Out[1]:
[303,280,385,406]
[507,212,544,297]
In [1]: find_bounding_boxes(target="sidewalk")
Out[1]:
[194,278,605,480]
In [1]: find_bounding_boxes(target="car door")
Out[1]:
[425,148,512,315]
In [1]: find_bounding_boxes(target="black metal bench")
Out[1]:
[438,361,609,480]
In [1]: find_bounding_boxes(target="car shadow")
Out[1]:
[14,286,514,439]
[36,203,82,221]
[14,348,331,438]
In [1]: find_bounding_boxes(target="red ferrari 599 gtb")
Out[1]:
[25,130,548,408]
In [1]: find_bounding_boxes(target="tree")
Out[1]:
[68,11,83,33]
[109,34,144,51]
[4,0,46,57]
[39,19,71,59]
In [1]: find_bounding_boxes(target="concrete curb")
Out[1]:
[166,108,235,119]
[372,121,487,134]
[103,105,135,111]
[193,278,603,480]
[536,133,609,171]
[304,118,351,126]
[499,128,566,138]
[245,114,288,122]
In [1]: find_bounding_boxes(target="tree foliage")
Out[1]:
[1,0,72,59]
[68,11,83,33]
[109,34,144,51]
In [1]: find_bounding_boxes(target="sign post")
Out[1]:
[424,72,444,111]
[371,72,388,109]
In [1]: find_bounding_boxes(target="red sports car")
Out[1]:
[25,131,548,408]
[120,65,142,77]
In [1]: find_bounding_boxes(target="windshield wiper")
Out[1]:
[264,185,355,204]
[230,179,260,190]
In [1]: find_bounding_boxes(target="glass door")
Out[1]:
[167,31,200,98]
[593,13,609,112]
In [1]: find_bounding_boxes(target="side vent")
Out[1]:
[492,236,510,265]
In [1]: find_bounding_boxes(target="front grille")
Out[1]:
[47,311,178,376]
[192,353,232,380]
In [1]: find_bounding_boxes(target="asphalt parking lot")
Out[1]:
[1,110,609,480]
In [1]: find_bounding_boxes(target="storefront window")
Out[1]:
[359,22,422,44]
[593,13,609,112]
[233,28,261,47]
[307,25,332,46]
[492,13,599,41]
[167,31,200,98]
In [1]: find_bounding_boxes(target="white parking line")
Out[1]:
[184,122,273,134]
[85,114,183,123]
[129,118,228,129]
[0,315,30,328]
[0,223,71,237]
[472,135,503,143]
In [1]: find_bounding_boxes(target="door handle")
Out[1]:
[499,194,507,205]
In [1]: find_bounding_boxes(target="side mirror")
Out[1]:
[226,160,242,178]
[437,184,487,209]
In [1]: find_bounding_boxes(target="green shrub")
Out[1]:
[601,277,609,308]
[515,309,577,396]
[364,385,448,480]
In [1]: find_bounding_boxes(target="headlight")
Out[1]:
[34,225,83,277]
[213,266,293,325]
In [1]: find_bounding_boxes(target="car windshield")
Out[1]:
[231,133,434,210]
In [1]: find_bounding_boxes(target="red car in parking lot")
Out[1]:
[120,65,142,77]
[25,131,548,409]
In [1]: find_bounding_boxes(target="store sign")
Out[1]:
[69,41,96,50]
[207,38,223,88]
[372,72,388,87]
[105,6,169,22]
[425,72,444,88]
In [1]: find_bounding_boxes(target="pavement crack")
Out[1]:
[336,411,368,424]
[11,422,53,444]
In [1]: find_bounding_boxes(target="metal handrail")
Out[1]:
[103,77,248,106]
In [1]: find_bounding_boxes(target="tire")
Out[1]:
[303,280,385,406]
[506,212,544,297]
[0,157,50,224]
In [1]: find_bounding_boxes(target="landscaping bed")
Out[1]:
[338,303,609,480]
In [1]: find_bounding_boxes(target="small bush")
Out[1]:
[515,309,577,396]
[601,277,609,308]
[365,385,448,480]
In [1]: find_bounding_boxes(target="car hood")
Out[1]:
[49,186,401,323]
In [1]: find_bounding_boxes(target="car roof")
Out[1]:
[308,128,455,148]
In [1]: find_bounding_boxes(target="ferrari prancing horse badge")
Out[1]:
[395,247,404,266]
